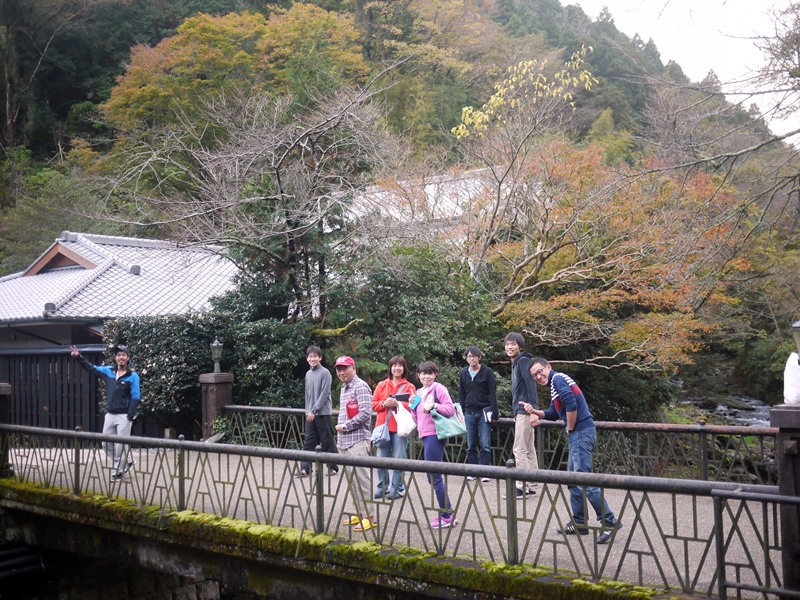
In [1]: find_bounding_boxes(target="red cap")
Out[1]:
[334,356,355,367]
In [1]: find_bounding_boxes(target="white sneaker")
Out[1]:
[466,476,476,481]
[481,477,490,483]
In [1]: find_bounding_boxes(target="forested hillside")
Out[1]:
[2,0,798,424]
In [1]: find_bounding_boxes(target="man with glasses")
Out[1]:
[528,357,622,545]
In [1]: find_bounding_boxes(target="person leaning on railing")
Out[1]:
[528,357,622,545]
[70,344,140,482]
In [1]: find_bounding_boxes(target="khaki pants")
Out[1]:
[339,439,371,517]
[103,412,132,474]
[513,413,538,492]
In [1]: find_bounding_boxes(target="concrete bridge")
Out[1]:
[1,418,798,600]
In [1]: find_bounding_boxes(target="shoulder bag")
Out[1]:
[430,388,467,440]
[371,383,405,448]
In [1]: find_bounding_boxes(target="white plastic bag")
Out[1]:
[784,352,800,405]
[395,401,417,437]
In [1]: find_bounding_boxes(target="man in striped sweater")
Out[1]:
[527,357,622,545]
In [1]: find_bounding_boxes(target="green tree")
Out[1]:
[102,6,369,131]
[585,107,635,166]
[0,167,129,275]
[0,0,101,147]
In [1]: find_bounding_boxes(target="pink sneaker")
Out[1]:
[430,515,457,529]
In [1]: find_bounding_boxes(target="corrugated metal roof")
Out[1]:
[0,232,239,323]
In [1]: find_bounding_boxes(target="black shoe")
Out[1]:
[296,469,310,478]
[557,522,589,536]
[502,489,536,500]
[119,459,134,477]
[110,470,129,482]
[598,521,622,545]
[328,467,339,475]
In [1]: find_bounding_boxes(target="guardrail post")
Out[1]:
[505,460,519,565]
[713,494,727,600]
[770,404,800,594]
[178,435,186,511]
[699,420,709,480]
[315,445,324,534]
[536,427,544,468]
[0,383,10,478]
[73,426,82,496]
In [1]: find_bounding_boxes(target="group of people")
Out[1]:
[300,333,622,543]
[70,333,620,543]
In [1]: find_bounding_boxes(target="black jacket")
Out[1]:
[457,364,499,417]
[510,351,538,416]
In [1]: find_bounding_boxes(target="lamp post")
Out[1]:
[201,339,233,441]
[211,339,223,374]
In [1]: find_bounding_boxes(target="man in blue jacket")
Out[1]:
[528,357,622,545]
[71,344,141,482]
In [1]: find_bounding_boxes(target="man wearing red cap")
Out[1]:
[334,356,376,532]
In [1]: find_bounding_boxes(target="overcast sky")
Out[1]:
[562,0,795,134]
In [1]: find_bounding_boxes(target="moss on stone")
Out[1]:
[1,480,677,600]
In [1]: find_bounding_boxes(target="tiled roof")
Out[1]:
[0,232,239,323]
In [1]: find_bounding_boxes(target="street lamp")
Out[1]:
[793,321,800,364]
[210,339,223,373]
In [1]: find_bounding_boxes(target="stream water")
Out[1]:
[711,395,773,427]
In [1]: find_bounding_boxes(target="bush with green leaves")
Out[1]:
[735,336,792,404]
[105,313,233,430]
[323,246,505,390]
[230,318,311,408]
[106,313,312,433]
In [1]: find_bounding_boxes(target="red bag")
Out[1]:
[345,396,359,419]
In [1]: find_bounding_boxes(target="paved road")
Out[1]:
[8,444,780,598]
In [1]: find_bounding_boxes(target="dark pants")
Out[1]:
[422,435,452,519]
[301,415,338,473]
[465,411,492,465]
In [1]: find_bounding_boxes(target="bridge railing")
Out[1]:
[0,423,793,600]
[222,406,778,485]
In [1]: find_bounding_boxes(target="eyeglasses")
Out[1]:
[530,368,547,379]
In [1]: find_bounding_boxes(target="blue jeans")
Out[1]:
[567,428,615,526]
[465,411,492,466]
[375,431,409,494]
[422,435,452,519]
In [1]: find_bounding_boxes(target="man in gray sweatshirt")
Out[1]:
[299,346,339,476]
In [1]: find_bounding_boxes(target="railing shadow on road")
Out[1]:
[0,423,795,600]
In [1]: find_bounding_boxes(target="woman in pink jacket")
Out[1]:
[411,361,457,529]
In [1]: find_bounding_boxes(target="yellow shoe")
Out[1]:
[354,517,376,532]
[341,515,360,526]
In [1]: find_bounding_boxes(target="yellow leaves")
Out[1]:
[451,45,596,138]
[257,3,368,87]
[610,314,713,367]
